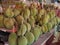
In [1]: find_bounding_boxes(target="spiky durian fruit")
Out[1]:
[25,22,31,32]
[15,15,24,25]
[47,22,53,31]
[4,18,14,29]
[17,24,27,36]
[28,16,35,28]
[30,7,38,17]
[5,7,14,18]
[56,17,60,24]
[14,9,20,17]
[8,33,17,45]
[31,26,40,41]
[48,10,56,19]
[23,7,30,20]
[43,25,48,33]
[42,14,50,25]
[41,26,46,33]
[25,32,35,45]
[53,17,57,25]
[18,36,27,45]
[0,15,4,27]
[38,9,46,16]
[35,25,42,35]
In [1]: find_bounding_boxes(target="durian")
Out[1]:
[4,18,14,29]
[31,26,40,41]
[25,32,35,45]
[8,33,17,45]
[15,15,24,25]
[17,24,27,36]
[18,36,27,45]
[0,15,4,27]
[5,7,14,18]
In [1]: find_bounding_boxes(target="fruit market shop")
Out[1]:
[0,0,60,45]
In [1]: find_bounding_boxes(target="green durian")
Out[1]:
[14,9,20,17]
[41,26,46,33]
[52,17,57,26]
[39,9,46,16]
[48,10,55,19]
[0,15,4,27]
[5,7,14,18]
[37,14,41,22]
[23,8,30,20]
[25,32,35,45]
[56,17,60,24]
[30,7,38,17]
[8,33,17,45]
[31,26,40,41]
[42,14,50,25]
[17,24,27,36]
[25,22,31,32]
[4,18,14,29]
[15,15,24,25]
[35,25,42,35]
[47,22,53,31]
[18,36,27,45]
[28,16,35,28]
[43,25,48,33]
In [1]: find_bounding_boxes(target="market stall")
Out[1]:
[0,0,60,45]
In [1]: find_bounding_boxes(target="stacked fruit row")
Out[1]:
[0,2,60,45]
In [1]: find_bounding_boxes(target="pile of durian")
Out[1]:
[0,2,60,45]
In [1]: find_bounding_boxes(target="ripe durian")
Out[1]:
[18,36,27,45]
[4,18,14,29]
[17,24,27,36]
[8,33,17,45]
[5,7,14,18]
[25,32,35,45]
